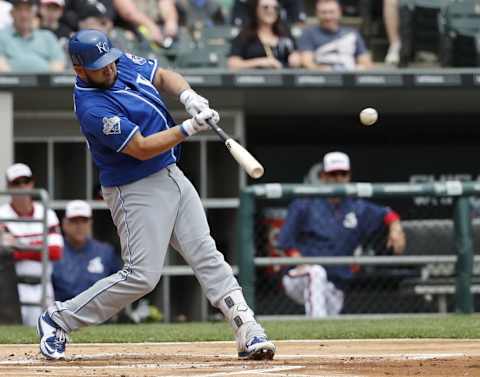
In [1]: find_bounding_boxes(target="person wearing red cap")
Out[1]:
[277,151,406,317]
[0,163,64,326]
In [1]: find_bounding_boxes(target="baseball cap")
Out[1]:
[323,151,350,173]
[10,0,38,6]
[40,0,65,6]
[65,200,92,219]
[6,163,33,183]
[78,1,114,21]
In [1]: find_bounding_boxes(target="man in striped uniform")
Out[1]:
[0,163,64,326]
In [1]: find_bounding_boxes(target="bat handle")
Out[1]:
[207,119,229,142]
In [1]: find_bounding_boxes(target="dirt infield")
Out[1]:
[0,339,479,376]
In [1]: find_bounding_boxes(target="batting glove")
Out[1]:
[179,89,210,117]
[180,108,220,137]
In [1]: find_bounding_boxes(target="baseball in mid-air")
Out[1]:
[359,107,378,126]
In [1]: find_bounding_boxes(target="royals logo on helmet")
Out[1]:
[102,116,121,135]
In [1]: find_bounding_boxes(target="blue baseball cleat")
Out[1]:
[37,311,68,360]
[238,335,276,360]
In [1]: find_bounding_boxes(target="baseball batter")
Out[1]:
[37,29,275,361]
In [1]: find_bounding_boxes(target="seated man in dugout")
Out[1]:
[277,151,406,317]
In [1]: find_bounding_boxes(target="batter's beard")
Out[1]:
[86,72,118,89]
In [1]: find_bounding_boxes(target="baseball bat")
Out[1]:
[207,119,264,179]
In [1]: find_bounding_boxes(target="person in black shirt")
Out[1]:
[38,0,73,41]
[227,0,300,69]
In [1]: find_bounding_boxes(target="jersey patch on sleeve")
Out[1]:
[102,116,121,135]
[125,52,147,65]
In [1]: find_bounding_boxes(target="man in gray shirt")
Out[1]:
[0,0,65,72]
[298,0,372,71]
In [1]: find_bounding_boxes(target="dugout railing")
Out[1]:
[236,182,479,316]
[0,189,50,321]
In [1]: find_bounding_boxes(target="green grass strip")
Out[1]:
[1,315,479,344]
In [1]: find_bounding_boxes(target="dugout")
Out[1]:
[1,69,480,320]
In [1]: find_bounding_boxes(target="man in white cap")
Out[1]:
[0,163,64,326]
[277,151,406,317]
[52,200,120,301]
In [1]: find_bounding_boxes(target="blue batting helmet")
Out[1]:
[68,29,122,70]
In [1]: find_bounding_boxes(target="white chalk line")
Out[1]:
[201,365,304,376]
[0,351,467,366]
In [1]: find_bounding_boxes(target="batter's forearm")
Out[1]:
[153,68,190,98]
[123,126,186,160]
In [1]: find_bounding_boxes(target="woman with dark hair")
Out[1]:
[227,0,300,69]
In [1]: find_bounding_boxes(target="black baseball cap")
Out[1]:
[78,1,114,21]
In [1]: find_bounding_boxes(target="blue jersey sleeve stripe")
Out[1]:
[149,59,158,83]
[116,125,139,152]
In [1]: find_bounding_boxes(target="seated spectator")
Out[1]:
[383,0,400,65]
[0,0,12,30]
[0,163,64,326]
[230,0,306,28]
[135,0,179,41]
[52,200,121,302]
[228,0,300,69]
[0,0,65,72]
[75,1,155,58]
[61,0,165,46]
[38,0,73,41]
[176,0,225,31]
[299,0,373,71]
[277,152,406,317]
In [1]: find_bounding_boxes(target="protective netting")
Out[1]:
[251,198,480,316]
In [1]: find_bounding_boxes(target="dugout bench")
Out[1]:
[399,218,480,313]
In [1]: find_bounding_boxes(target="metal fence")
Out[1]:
[236,182,480,316]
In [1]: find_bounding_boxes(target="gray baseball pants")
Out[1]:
[50,164,240,332]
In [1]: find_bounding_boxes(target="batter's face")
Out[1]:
[74,62,118,89]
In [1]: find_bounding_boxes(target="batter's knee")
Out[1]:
[127,269,161,294]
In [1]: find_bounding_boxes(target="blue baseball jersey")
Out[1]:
[52,238,122,301]
[277,198,389,280]
[73,53,180,187]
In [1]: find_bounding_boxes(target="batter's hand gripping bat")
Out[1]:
[206,119,264,179]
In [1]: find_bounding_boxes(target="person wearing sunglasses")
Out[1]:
[276,151,405,317]
[227,0,300,69]
[0,163,64,326]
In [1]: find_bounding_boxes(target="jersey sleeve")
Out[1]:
[357,200,389,238]
[123,53,158,83]
[80,106,140,153]
[228,35,246,57]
